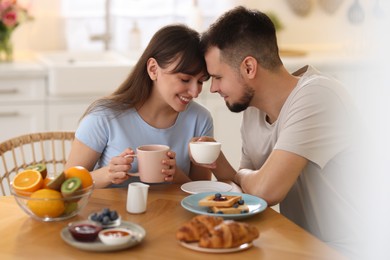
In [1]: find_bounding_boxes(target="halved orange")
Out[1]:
[12,170,43,194]
[64,166,93,189]
[42,177,52,189]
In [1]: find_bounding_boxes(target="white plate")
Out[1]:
[181,192,267,220]
[179,241,253,253]
[181,181,232,194]
[61,221,145,252]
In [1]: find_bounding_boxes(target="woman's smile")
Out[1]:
[178,95,191,104]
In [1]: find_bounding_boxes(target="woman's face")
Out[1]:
[153,59,208,112]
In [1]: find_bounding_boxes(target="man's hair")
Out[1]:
[201,6,282,71]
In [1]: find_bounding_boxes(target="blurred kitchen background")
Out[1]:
[9,0,384,54]
[2,1,390,257]
[1,0,390,169]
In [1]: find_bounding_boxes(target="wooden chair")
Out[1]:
[0,132,75,196]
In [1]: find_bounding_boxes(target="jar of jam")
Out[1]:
[68,220,103,242]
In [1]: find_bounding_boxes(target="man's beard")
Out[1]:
[226,85,254,113]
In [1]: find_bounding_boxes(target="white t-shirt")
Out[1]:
[240,65,363,256]
[76,101,213,187]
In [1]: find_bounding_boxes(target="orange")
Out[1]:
[12,170,43,195]
[42,178,52,189]
[27,189,65,218]
[64,166,93,189]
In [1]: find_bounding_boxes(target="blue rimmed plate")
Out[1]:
[181,192,267,220]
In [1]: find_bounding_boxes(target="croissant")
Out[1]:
[176,215,224,242]
[199,220,259,248]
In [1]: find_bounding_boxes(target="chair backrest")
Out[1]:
[0,132,75,196]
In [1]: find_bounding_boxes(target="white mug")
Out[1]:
[189,141,221,164]
[126,182,150,214]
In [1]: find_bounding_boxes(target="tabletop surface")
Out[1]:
[0,183,346,260]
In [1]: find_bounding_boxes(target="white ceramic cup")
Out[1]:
[126,182,150,214]
[127,144,170,183]
[189,141,221,164]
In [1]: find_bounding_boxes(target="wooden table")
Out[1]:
[0,184,346,259]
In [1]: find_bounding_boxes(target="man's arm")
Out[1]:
[236,149,308,206]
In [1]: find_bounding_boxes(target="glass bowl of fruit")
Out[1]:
[10,166,95,222]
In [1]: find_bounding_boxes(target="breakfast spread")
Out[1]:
[176,215,259,248]
[199,193,249,214]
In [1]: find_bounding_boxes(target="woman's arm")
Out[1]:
[65,139,134,188]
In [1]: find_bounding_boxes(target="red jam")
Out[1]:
[102,230,130,237]
[69,223,102,242]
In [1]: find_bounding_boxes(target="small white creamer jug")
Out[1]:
[126,182,150,214]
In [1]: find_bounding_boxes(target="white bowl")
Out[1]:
[99,228,134,245]
[190,141,221,164]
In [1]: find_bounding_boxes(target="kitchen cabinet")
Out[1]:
[0,105,45,142]
[46,96,98,131]
[0,63,47,142]
[0,60,105,142]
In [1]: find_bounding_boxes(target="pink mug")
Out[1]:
[127,145,170,183]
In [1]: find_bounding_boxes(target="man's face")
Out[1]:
[205,47,253,113]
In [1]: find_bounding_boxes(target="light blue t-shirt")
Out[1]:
[75,101,213,187]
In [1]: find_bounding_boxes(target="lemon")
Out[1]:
[27,189,65,218]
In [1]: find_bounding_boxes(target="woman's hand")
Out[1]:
[108,148,135,184]
[162,150,176,182]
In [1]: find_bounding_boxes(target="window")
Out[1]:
[61,0,234,52]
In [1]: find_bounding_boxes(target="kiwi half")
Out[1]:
[47,171,66,191]
[61,177,82,197]
[26,163,47,179]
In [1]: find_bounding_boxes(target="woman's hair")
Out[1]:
[200,6,282,71]
[81,24,208,119]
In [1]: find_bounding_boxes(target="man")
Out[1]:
[197,6,365,258]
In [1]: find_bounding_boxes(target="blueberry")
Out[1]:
[233,203,239,208]
[109,210,119,221]
[241,210,249,214]
[217,211,224,214]
[90,212,98,221]
[102,208,110,216]
[238,199,245,205]
[214,193,222,199]
[102,215,111,225]
[207,208,214,213]
[96,214,104,222]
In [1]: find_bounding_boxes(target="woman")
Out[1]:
[65,24,213,188]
